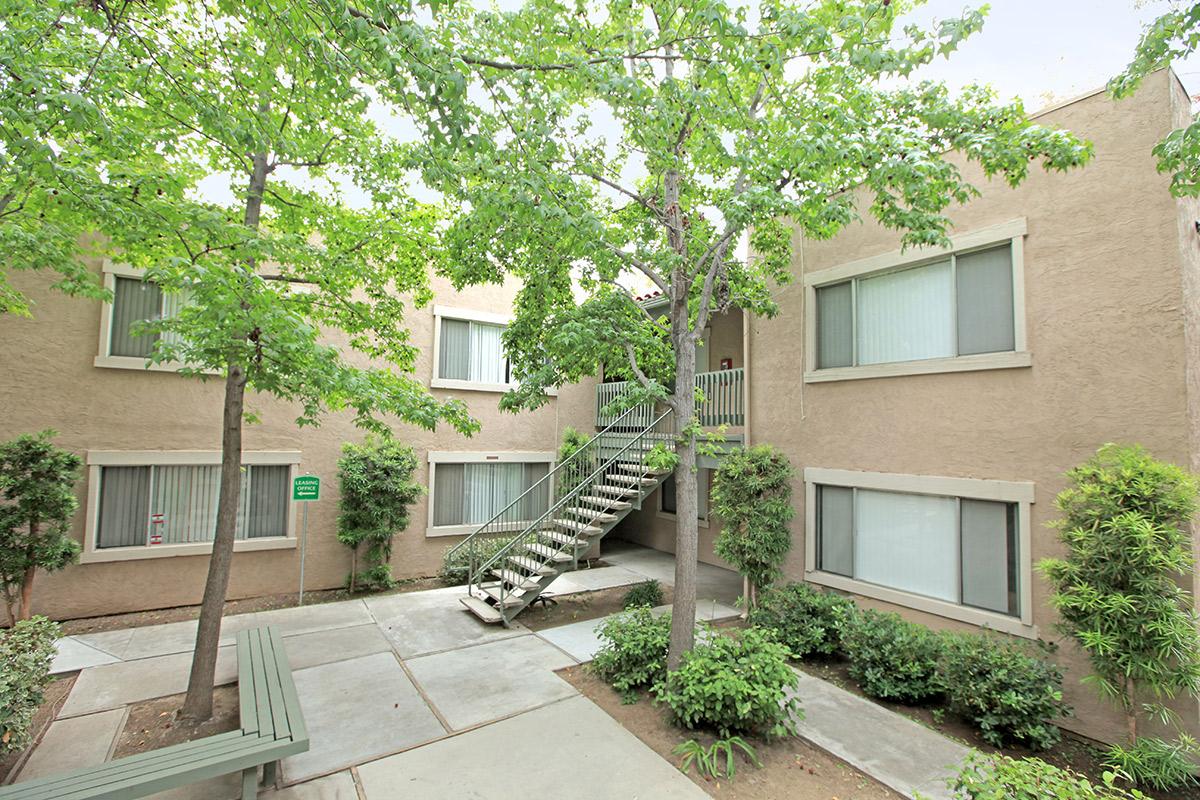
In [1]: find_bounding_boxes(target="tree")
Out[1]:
[1038,444,1200,745]
[337,437,423,593]
[63,1,483,721]
[0,431,82,625]
[711,445,794,612]
[1112,3,1200,196]
[398,0,1092,668]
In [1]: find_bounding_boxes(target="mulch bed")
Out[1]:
[113,687,241,759]
[520,582,673,631]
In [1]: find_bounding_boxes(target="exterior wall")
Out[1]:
[743,70,1195,745]
[0,261,596,620]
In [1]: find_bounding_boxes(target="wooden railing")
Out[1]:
[596,368,744,427]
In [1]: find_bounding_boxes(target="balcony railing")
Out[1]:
[596,368,744,428]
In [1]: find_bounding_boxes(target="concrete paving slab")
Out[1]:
[15,708,124,781]
[254,600,374,639]
[51,637,121,674]
[405,634,577,731]
[790,669,968,800]
[365,589,526,658]
[118,614,262,661]
[545,565,648,594]
[651,600,741,622]
[281,624,391,671]
[72,627,135,660]
[264,771,358,800]
[535,616,608,662]
[282,652,445,784]
[59,646,237,717]
[357,695,707,800]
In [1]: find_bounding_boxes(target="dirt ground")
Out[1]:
[799,659,1200,800]
[0,674,75,783]
[521,581,673,631]
[560,665,900,800]
[113,687,241,758]
[59,576,447,636]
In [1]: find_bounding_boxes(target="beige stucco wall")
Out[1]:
[738,69,1195,745]
[0,262,596,620]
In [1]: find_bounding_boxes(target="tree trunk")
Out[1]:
[181,149,269,722]
[1125,678,1138,745]
[667,332,698,671]
[18,563,35,621]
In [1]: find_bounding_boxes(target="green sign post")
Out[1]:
[293,475,320,605]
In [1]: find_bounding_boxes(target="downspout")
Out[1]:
[742,309,751,447]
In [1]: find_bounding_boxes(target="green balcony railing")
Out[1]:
[596,368,744,428]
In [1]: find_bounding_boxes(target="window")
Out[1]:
[95,464,290,549]
[804,219,1029,382]
[96,264,191,371]
[659,470,708,520]
[805,468,1034,636]
[427,452,554,535]
[433,306,512,390]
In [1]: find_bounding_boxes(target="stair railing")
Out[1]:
[445,402,665,584]
[468,409,675,618]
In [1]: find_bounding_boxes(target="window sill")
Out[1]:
[804,569,1037,638]
[80,536,296,564]
[803,351,1032,384]
[94,355,219,376]
[430,377,558,396]
[425,520,536,538]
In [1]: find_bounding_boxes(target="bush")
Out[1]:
[841,609,943,704]
[748,582,852,659]
[1105,736,1199,791]
[949,753,1151,799]
[591,606,671,702]
[0,616,59,755]
[439,535,516,585]
[940,633,1070,750]
[622,580,664,609]
[654,627,801,738]
[711,445,794,601]
[337,436,422,592]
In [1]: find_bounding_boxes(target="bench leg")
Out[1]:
[263,760,278,788]
[242,766,258,799]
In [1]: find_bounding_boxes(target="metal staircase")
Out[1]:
[448,406,676,626]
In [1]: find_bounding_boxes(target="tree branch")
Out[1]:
[601,242,668,294]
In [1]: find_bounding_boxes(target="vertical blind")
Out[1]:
[432,461,550,527]
[438,317,509,384]
[109,276,188,358]
[96,464,290,549]
[816,484,1019,616]
[815,243,1015,368]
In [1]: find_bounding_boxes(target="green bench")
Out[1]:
[0,626,309,800]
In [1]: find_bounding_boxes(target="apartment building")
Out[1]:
[612,69,1200,743]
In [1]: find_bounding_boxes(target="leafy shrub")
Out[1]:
[939,633,1070,750]
[592,606,672,702]
[1105,736,1199,791]
[622,580,664,609]
[748,582,852,659]
[439,535,516,585]
[558,426,590,462]
[949,753,1151,799]
[654,627,801,738]
[643,443,679,474]
[711,445,794,598]
[674,736,761,781]
[0,616,59,754]
[337,436,422,592]
[841,609,943,704]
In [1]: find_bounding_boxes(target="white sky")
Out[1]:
[195,1,1198,209]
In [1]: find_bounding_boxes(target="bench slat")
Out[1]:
[236,631,258,734]
[261,630,291,742]
[248,629,274,740]
[269,627,308,744]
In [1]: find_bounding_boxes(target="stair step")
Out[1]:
[479,583,528,608]
[542,529,583,547]
[578,495,632,511]
[460,595,504,623]
[525,542,574,562]
[509,555,557,575]
[593,484,638,497]
[616,463,650,474]
[491,568,542,591]
[565,507,618,524]
[554,518,602,535]
[608,473,658,486]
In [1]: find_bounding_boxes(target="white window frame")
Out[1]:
[95,261,199,373]
[426,450,556,537]
[82,450,301,563]
[803,466,1037,638]
[803,218,1031,383]
[431,305,514,393]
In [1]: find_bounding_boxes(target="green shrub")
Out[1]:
[1105,736,1199,791]
[711,445,794,602]
[841,609,943,704]
[948,753,1151,799]
[748,582,852,659]
[674,736,761,781]
[939,633,1069,750]
[622,580,664,609]
[654,627,801,738]
[592,606,672,702]
[0,616,59,755]
[337,436,422,592]
[439,535,516,585]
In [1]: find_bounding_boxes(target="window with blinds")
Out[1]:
[815,243,1016,369]
[815,484,1019,617]
[431,461,550,527]
[659,470,708,520]
[437,318,510,385]
[95,463,290,549]
[108,276,187,358]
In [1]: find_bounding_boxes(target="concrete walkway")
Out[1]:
[16,544,738,799]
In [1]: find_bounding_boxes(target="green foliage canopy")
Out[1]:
[0,616,59,755]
